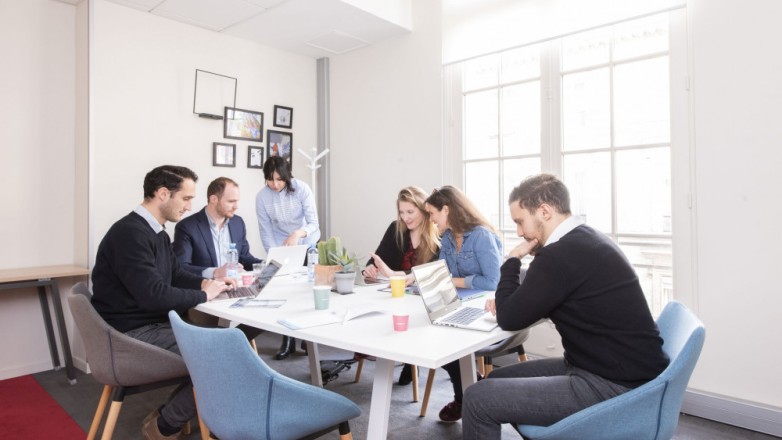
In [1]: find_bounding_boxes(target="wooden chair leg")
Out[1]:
[250,339,258,353]
[194,389,211,440]
[411,365,419,402]
[100,401,123,440]
[338,421,353,440]
[477,356,486,377]
[485,363,494,376]
[88,385,112,440]
[353,358,364,383]
[182,421,191,435]
[518,353,528,362]
[419,368,437,417]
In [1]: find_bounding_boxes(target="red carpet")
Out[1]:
[0,375,85,439]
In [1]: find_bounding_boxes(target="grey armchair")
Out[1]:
[68,282,192,440]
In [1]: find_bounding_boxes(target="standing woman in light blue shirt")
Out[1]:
[256,156,321,251]
[255,156,321,359]
[424,185,506,422]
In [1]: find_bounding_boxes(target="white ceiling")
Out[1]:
[89,0,413,58]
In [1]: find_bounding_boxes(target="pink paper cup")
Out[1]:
[393,314,409,332]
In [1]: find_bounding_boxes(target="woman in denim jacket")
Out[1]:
[424,186,505,422]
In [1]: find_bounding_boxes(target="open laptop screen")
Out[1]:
[255,259,282,291]
[413,260,459,314]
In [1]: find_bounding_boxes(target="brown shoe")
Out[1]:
[141,411,182,440]
[438,400,462,422]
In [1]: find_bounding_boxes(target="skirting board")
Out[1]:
[682,390,782,437]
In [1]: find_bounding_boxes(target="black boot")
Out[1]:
[398,363,414,385]
[275,336,296,360]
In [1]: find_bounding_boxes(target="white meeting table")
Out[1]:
[196,274,515,440]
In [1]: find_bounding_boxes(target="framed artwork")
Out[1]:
[248,145,264,169]
[213,142,236,167]
[223,107,263,141]
[273,105,293,129]
[267,130,293,168]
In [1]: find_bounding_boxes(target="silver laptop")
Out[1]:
[214,260,282,300]
[411,260,498,332]
[265,245,308,276]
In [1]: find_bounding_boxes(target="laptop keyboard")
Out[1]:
[441,307,485,325]
[224,287,253,299]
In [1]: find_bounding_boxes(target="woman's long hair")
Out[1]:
[425,185,496,235]
[396,186,440,264]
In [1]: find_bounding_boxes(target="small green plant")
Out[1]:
[316,236,360,273]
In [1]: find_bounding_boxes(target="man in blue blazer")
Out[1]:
[174,177,263,278]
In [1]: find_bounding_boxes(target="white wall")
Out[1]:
[329,0,443,257]
[91,0,317,260]
[0,0,85,380]
[686,0,782,409]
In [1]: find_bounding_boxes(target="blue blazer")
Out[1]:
[173,208,263,276]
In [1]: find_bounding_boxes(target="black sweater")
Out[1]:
[495,225,669,388]
[92,212,206,333]
[366,221,440,272]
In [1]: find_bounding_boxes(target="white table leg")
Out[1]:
[367,357,395,440]
[306,341,322,387]
[459,352,477,392]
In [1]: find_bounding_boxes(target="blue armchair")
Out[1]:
[168,311,361,440]
[517,301,706,440]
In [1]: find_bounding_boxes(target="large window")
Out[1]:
[452,13,681,314]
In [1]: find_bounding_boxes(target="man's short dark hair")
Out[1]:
[207,177,238,199]
[143,165,198,199]
[508,173,572,215]
[262,156,295,193]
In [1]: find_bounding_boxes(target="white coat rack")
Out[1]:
[297,147,330,199]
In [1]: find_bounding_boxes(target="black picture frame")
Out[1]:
[267,130,293,169]
[273,105,293,129]
[213,142,236,167]
[223,107,263,141]
[248,145,264,169]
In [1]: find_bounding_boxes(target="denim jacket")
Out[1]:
[439,226,502,290]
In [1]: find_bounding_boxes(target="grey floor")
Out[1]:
[36,331,778,439]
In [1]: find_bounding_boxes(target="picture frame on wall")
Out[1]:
[267,130,293,168]
[224,107,263,141]
[213,142,236,167]
[273,105,293,129]
[248,145,264,169]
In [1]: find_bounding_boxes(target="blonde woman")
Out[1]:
[364,186,440,384]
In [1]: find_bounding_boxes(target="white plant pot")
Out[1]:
[333,271,355,294]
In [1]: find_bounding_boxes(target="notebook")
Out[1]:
[456,288,488,302]
[265,244,308,276]
[214,259,282,300]
[411,260,498,332]
[354,271,386,286]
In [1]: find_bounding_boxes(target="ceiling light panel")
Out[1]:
[152,0,266,31]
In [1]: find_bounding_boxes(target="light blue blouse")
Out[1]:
[439,226,502,290]
[255,178,320,252]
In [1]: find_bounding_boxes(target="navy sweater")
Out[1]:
[495,224,669,388]
[92,212,206,333]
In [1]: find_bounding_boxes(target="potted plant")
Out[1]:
[314,236,349,288]
[329,248,360,294]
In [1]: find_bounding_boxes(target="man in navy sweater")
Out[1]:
[91,165,230,440]
[462,174,669,440]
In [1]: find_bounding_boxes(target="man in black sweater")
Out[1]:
[462,174,669,439]
[91,165,230,440]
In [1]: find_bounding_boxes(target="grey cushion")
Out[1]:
[68,282,188,387]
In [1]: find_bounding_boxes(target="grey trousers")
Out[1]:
[462,357,630,440]
[125,322,195,429]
